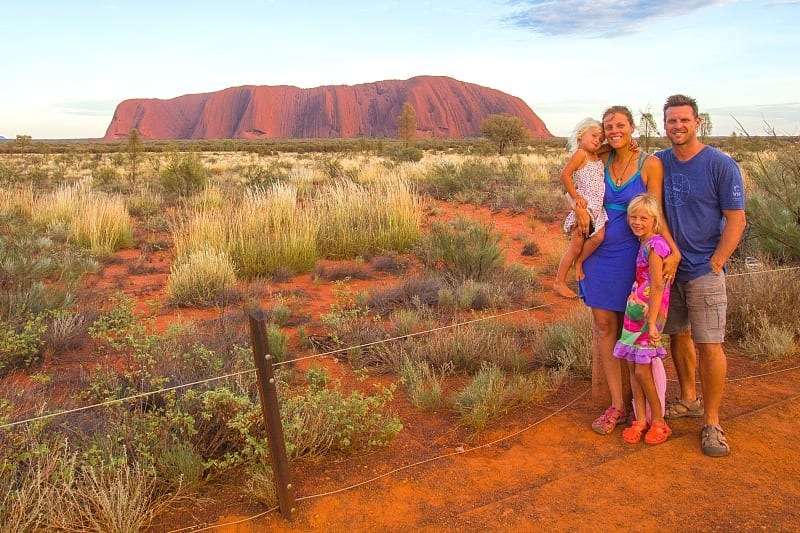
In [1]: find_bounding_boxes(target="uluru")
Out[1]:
[103,76,552,141]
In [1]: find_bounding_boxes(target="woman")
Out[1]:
[574,105,680,435]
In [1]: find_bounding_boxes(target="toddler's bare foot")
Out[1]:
[553,281,577,299]
[575,262,585,281]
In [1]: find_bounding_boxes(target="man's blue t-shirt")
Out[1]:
[656,146,745,282]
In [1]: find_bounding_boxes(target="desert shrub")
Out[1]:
[56,460,175,533]
[529,180,565,222]
[371,252,409,273]
[41,309,87,359]
[314,262,372,281]
[156,443,206,491]
[0,315,47,374]
[126,186,164,217]
[281,380,402,458]
[742,146,800,262]
[398,357,453,410]
[244,461,277,507]
[166,247,238,307]
[0,440,74,532]
[0,222,97,373]
[239,160,291,189]
[393,321,527,374]
[739,311,798,361]
[421,158,495,201]
[367,276,444,315]
[450,362,534,432]
[92,166,119,187]
[388,308,427,337]
[532,306,594,379]
[389,146,424,163]
[160,151,208,196]
[418,217,505,282]
[727,267,800,361]
[265,323,289,364]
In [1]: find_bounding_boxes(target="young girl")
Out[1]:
[613,193,672,445]
[553,118,607,298]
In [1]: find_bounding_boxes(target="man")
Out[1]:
[656,94,746,457]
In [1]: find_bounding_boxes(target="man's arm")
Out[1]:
[710,209,747,274]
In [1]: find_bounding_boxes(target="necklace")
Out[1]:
[612,153,636,186]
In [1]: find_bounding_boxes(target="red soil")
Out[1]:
[24,201,800,531]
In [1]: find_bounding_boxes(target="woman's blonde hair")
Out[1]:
[567,117,602,152]
[627,192,663,234]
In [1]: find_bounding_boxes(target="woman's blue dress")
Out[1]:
[579,152,647,312]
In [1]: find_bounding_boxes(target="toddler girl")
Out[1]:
[553,118,607,298]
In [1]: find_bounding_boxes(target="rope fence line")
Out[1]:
[2,264,798,430]
[168,358,800,532]
[1,265,798,529]
[726,265,800,278]
[0,301,557,430]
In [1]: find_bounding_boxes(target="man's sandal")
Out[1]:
[592,406,627,435]
[644,421,673,445]
[622,420,649,444]
[664,397,704,419]
[701,424,730,457]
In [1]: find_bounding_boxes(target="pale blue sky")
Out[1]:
[1,0,798,139]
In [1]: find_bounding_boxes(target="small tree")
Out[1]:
[480,114,529,155]
[397,102,417,147]
[14,134,32,149]
[699,112,712,142]
[127,128,142,181]
[638,110,659,152]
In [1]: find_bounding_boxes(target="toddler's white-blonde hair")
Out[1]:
[567,117,602,152]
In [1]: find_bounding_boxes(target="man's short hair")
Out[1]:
[663,94,698,120]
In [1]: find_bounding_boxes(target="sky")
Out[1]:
[1,0,799,140]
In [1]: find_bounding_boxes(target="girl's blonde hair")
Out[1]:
[567,117,602,152]
[627,193,663,234]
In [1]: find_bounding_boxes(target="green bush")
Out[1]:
[389,146,424,163]
[418,217,505,282]
[160,152,208,196]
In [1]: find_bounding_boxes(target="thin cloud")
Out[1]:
[504,0,736,37]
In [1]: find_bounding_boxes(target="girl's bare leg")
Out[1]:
[554,228,584,298]
[635,362,665,425]
[629,361,646,423]
[575,225,605,280]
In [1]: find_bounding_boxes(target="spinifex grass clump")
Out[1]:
[166,247,238,307]
[450,362,546,433]
[315,178,421,258]
[32,180,133,257]
[172,183,318,278]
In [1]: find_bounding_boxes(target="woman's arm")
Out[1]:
[642,155,681,280]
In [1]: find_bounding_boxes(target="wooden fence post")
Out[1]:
[248,310,297,521]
